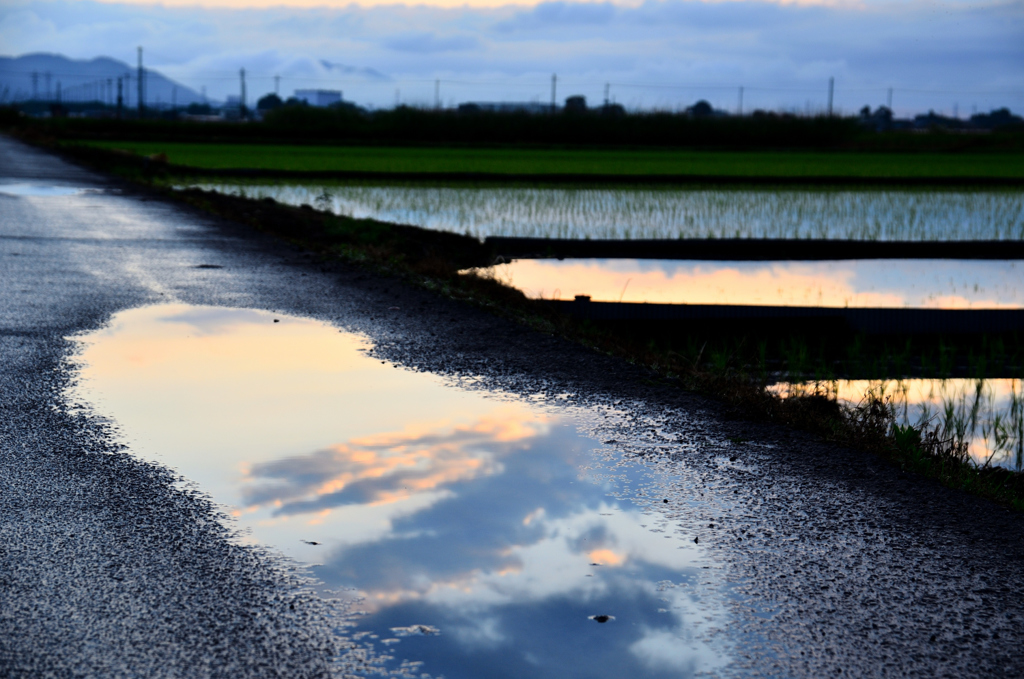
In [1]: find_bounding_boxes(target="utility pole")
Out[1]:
[604,82,610,107]
[550,73,557,112]
[239,68,246,116]
[738,86,744,116]
[31,72,38,100]
[137,47,144,118]
[274,75,280,96]
[886,87,892,111]
[117,77,123,118]
[435,79,440,109]
[827,77,834,117]
[953,102,959,120]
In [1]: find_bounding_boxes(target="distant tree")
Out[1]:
[686,100,714,117]
[186,103,212,115]
[328,100,362,113]
[257,93,283,110]
[970,107,1023,129]
[564,95,587,114]
[859,106,893,131]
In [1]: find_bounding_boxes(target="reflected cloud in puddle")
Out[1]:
[69,304,733,677]
[239,412,541,519]
[483,258,1023,308]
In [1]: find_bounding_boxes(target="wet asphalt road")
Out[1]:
[2,134,1023,678]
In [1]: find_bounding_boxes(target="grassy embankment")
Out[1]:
[77,140,1024,178]
[17,133,1024,510]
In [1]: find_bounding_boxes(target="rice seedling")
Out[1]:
[772,377,1024,471]
[174,181,1024,242]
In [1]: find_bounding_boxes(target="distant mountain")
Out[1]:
[0,53,207,107]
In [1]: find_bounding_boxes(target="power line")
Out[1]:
[3,66,1023,99]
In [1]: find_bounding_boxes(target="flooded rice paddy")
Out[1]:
[478,258,1023,308]
[772,379,1024,471]
[68,304,734,678]
[179,182,1024,241]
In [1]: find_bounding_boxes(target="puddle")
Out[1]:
[178,182,1024,241]
[771,379,1024,470]
[476,258,1023,309]
[0,182,100,196]
[68,304,734,677]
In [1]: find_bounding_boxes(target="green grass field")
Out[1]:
[80,141,1024,178]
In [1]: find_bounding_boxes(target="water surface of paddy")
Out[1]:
[179,182,1024,241]
[478,259,1023,308]
[772,379,1023,471]
[68,304,733,678]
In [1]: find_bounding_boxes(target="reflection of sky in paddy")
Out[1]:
[772,379,1024,471]
[69,304,733,677]
[181,183,1024,242]
[484,258,1024,308]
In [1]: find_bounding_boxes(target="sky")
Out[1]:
[1,0,1022,114]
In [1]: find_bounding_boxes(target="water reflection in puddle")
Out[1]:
[69,304,733,677]
[772,379,1024,470]
[0,182,98,196]
[479,258,1023,308]
[179,182,1024,241]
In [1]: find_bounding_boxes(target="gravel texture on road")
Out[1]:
[2,134,1023,677]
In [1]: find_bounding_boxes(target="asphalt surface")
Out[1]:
[2,134,1023,678]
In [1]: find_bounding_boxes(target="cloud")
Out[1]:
[240,411,550,515]
[494,1,617,31]
[320,59,389,81]
[383,31,481,53]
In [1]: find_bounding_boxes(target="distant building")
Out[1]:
[222,94,244,120]
[294,89,342,107]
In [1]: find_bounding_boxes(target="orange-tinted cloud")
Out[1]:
[239,409,551,515]
[588,548,626,566]
[95,0,860,8]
